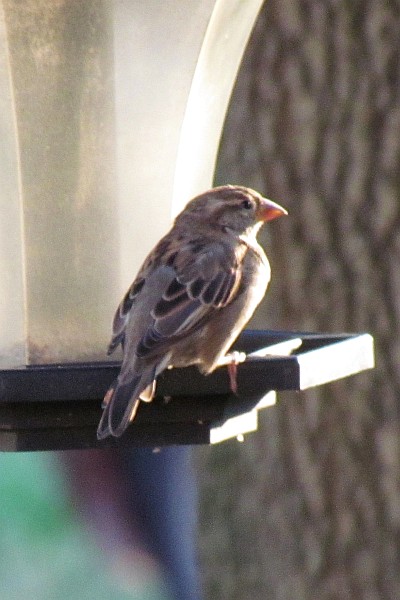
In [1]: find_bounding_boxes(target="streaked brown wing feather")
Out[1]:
[135,240,244,359]
[107,277,145,354]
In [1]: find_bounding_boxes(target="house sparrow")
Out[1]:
[97,185,287,439]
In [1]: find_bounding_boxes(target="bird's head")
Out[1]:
[176,185,287,236]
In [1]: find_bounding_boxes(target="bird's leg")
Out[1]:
[217,351,246,394]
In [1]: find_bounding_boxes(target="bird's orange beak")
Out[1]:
[258,197,288,222]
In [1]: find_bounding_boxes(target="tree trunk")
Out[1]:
[198,1,400,598]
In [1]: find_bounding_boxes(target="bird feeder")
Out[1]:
[0,2,374,451]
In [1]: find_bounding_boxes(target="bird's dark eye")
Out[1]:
[241,199,253,210]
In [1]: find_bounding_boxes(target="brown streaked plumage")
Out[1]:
[97,185,287,439]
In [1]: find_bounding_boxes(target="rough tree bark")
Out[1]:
[197,2,400,599]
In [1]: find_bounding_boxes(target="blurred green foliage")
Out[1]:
[0,453,169,600]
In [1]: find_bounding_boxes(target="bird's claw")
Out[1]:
[217,350,246,367]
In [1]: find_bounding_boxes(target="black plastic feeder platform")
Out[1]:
[0,330,374,451]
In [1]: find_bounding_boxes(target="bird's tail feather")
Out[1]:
[97,370,156,440]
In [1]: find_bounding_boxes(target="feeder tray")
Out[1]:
[0,330,374,451]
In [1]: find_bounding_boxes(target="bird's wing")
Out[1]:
[107,276,146,355]
[107,238,245,359]
[135,239,244,360]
